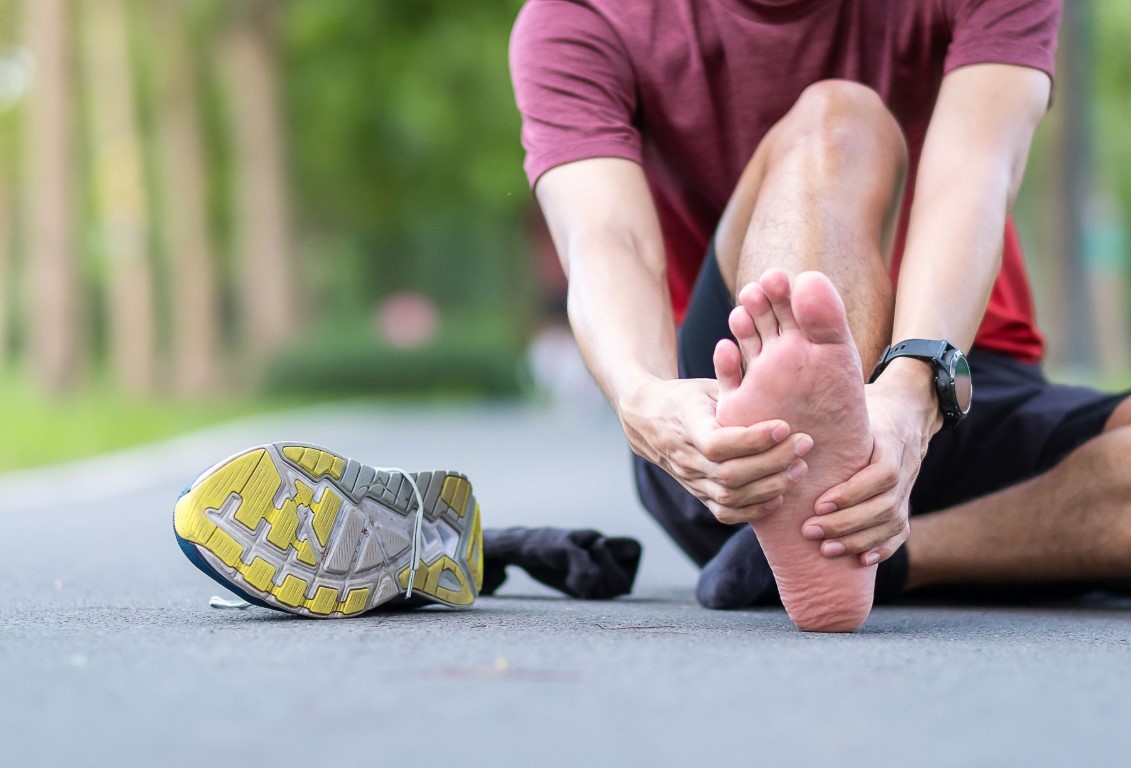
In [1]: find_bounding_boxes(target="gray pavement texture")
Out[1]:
[3,401,1131,768]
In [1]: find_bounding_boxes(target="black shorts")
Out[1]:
[634,244,1130,570]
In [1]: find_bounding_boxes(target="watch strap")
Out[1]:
[868,339,969,430]
[869,339,949,383]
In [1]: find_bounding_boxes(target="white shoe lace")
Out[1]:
[208,467,428,609]
[210,595,252,609]
[375,466,427,599]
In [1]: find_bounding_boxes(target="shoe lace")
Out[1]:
[374,466,427,599]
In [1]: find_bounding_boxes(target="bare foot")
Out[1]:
[714,269,875,632]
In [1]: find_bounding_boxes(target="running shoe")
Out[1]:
[173,442,483,618]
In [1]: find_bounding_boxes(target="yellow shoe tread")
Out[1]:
[178,445,480,617]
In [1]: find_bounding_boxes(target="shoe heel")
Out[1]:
[393,474,483,606]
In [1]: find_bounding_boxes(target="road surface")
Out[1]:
[3,401,1129,766]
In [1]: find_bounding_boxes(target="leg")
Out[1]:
[711,82,908,631]
[907,396,1131,590]
[716,80,907,370]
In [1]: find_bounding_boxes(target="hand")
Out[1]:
[618,377,813,524]
[800,364,940,566]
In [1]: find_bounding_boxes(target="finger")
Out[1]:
[820,517,909,558]
[800,494,896,540]
[698,460,806,508]
[758,268,798,332]
[704,495,785,526]
[727,304,761,361]
[713,339,743,397]
[712,433,813,488]
[814,459,899,514]
[859,531,908,567]
[692,420,794,463]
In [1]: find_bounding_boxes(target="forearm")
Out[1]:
[879,64,1047,436]
[564,233,678,414]
[895,160,1012,355]
[880,161,1015,438]
[535,158,681,420]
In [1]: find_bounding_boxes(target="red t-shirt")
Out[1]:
[511,0,1062,362]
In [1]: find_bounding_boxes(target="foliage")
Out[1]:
[270,0,533,393]
[262,309,525,397]
[1094,0,1131,221]
[279,0,532,316]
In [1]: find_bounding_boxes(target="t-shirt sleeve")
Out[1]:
[509,0,640,188]
[945,0,1063,80]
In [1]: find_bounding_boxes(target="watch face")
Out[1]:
[953,354,973,413]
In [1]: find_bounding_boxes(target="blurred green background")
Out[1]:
[0,0,1128,470]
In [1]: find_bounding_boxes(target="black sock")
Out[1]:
[698,527,911,609]
[696,526,776,609]
[481,527,642,600]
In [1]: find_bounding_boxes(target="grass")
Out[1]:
[0,373,313,472]
[0,310,529,471]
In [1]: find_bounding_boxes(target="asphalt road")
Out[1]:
[3,401,1130,767]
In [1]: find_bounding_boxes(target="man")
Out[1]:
[511,0,1131,632]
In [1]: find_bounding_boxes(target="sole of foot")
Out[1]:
[715,269,876,632]
[173,442,483,618]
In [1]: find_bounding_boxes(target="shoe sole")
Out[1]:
[173,442,483,618]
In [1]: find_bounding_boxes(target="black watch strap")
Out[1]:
[869,340,951,380]
[869,339,971,430]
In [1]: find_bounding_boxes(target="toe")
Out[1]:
[792,271,853,345]
[713,339,743,397]
[738,281,779,342]
[759,269,799,332]
[728,304,761,360]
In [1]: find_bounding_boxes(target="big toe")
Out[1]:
[791,271,853,346]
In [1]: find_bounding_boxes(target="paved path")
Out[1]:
[3,402,1130,767]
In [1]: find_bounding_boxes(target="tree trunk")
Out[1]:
[82,0,156,394]
[0,181,10,367]
[152,0,223,394]
[24,0,82,392]
[223,0,296,362]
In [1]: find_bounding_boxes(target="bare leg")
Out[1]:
[906,399,1131,589]
[712,82,1131,601]
[715,81,907,372]
[710,82,907,632]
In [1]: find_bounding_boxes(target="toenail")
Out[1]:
[802,525,823,539]
[823,542,846,557]
[787,461,806,481]
[793,436,813,456]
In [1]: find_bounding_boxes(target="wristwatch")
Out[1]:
[869,339,972,430]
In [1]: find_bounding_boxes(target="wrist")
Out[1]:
[612,372,667,423]
[871,357,945,437]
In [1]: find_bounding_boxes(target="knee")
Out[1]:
[1055,426,1131,499]
[1049,427,1131,553]
[771,80,907,177]
[1102,396,1131,431]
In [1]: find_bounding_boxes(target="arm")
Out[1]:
[536,157,812,521]
[807,63,1051,564]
